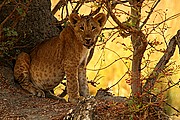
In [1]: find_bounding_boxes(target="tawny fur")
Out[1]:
[14,13,106,103]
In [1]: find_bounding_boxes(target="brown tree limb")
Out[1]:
[0,0,6,10]
[51,0,67,15]
[175,30,180,53]
[143,30,180,92]
[105,1,133,38]
[0,5,17,27]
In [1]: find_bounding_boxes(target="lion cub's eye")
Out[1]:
[92,26,96,30]
[80,26,84,31]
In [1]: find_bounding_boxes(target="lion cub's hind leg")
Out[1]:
[14,52,45,97]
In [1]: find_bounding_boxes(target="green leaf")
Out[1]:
[3,27,18,37]
[16,7,24,15]
[11,30,18,36]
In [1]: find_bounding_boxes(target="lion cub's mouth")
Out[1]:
[82,38,95,49]
[83,42,94,49]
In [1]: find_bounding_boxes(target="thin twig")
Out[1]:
[165,102,180,113]
[160,80,180,94]
[147,13,180,36]
[108,72,127,89]
[140,0,161,29]
[87,57,125,71]
[89,5,102,16]
[102,26,119,30]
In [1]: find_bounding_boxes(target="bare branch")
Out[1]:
[108,72,127,89]
[160,80,180,94]
[147,13,180,36]
[0,0,6,10]
[87,57,123,71]
[140,0,161,29]
[165,101,180,113]
[105,0,128,30]
[51,0,67,15]
[0,5,17,27]
[143,30,180,92]
[72,0,85,13]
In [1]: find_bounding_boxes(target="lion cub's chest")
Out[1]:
[79,47,90,64]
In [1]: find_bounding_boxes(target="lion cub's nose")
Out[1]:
[85,38,91,44]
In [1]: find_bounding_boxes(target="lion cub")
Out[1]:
[14,13,106,103]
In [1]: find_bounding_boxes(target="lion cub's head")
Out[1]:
[69,13,106,49]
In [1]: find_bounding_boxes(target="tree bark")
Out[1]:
[0,0,60,67]
[0,0,60,62]
[16,0,60,52]
[130,0,147,97]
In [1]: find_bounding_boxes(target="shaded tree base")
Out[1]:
[0,66,72,120]
[0,66,169,120]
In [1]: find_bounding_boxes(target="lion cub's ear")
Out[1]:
[69,13,81,25]
[94,13,107,27]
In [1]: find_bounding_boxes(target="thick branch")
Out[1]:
[131,31,147,97]
[143,30,180,92]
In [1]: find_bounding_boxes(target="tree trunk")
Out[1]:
[130,0,147,98]
[16,0,60,52]
[0,0,60,66]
